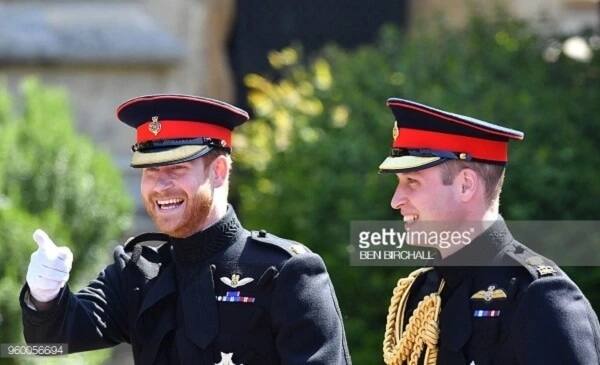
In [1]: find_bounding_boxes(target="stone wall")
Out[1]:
[410,0,598,33]
[0,0,236,239]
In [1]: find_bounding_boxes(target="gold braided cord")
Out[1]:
[383,268,445,365]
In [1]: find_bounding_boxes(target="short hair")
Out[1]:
[201,148,232,173]
[439,160,505,207]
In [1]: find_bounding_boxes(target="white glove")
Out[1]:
[26,229,73,303]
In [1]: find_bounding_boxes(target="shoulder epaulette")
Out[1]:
[249,229,312,257]
[505,242,558,279]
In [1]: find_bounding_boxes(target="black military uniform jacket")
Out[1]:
[20,206,352,364]
[403,218,600,364]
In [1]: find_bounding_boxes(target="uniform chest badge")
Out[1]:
[149,116,161,136]
[215,352,241,365]
[220,273,254,288]
[470,285,507,302]
[473,309,501,318]
[216,291,256,303]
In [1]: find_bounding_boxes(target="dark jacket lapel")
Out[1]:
[181,263,219,350]
[438,275,472,365]
[135,263,177,364]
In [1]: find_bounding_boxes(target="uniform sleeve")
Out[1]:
[19,246,131,354]
[514,276,600,364]
[270,253,352,365]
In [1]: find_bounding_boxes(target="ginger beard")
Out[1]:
[144,183,213,238]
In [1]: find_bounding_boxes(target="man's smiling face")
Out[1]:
[390,164,463,229]
[140,158,213,238]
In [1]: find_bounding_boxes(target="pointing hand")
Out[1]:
[26,229,73,303]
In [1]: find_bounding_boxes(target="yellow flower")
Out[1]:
[313,59,332,90]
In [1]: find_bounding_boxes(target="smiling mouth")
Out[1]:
[403,214,419,223]
[156,198,185,211]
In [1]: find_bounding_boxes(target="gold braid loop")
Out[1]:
[383,268,445,365]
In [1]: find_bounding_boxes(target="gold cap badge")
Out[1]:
[392,121,399,140]
[149,116,161,136]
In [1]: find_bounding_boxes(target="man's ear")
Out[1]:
[209,155,229,188]
[457,168,479,203]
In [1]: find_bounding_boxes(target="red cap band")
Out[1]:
[136,120,232,146]
[393,128,508,162]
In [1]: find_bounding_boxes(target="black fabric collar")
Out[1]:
[171,204,244,264]
[434,217,514,289]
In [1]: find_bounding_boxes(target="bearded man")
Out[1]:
[20,94,351,365]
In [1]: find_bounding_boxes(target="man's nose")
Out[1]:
[390,186,408,210]
[155,174,174,192]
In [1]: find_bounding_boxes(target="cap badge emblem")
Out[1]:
[149,116,161,136]
[392,121,399,140]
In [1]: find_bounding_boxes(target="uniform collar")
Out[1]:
[171,204,244,264]
[435,217,514,288]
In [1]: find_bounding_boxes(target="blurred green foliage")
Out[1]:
[234,11,600,363]
[0,78,133,364]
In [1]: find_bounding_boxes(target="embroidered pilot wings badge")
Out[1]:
[470,285,507,302]
[220,273,254,288]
